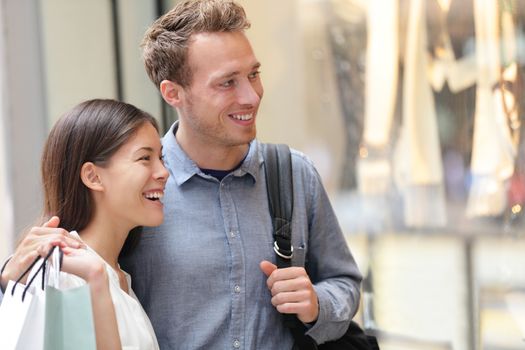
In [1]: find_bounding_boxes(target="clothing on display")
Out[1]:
[466,0,518,218]
[394,0,447,227]
[357,0,398,196]
[428,0,478,93]
[326,0,367,190]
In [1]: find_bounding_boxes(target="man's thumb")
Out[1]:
[260,260,277,277]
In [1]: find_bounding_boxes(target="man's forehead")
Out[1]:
[187,31,260,77]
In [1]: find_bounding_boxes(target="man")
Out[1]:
[1,1,362,348]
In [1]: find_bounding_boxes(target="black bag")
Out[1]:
[264,144,380,350]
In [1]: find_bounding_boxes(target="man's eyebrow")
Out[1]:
[213,62,262,81]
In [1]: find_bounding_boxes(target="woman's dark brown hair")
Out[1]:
[41,99,159,252]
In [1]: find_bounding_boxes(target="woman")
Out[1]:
[36,99,167,349]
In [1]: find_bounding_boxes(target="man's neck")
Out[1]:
[200,154,246,180]
[174,123,250,170]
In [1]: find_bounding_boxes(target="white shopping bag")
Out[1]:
[0,280,39,349]
[0,249,55,350]
[16,285,46,349]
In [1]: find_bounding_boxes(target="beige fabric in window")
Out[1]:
[466,0,516,217]
[362,0,398,149]
[394,0,446,227]
[357,0,398,195]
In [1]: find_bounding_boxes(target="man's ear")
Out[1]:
[160,79,185,107]
[80,162,104,191]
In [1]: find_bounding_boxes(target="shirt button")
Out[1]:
[233,339,241,348]
[234,285,241,293]
[230,231,235,238]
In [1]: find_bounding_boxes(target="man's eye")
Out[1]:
[221,79,235,88]
[248,71,260,80]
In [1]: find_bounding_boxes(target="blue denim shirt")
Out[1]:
[120,122,362,349]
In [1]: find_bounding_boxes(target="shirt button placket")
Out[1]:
[223,178,243,350]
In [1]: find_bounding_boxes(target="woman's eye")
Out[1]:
[139,155,150,161]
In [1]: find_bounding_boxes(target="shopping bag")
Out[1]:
[15,286,46,349]
[0,251,49,350]
[43,284,96,350]
[43,247,96,350]
[0,280,37,349]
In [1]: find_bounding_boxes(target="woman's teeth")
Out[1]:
[144,192,163,201]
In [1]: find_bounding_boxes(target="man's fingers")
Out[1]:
[270,275,311,296]
[261,263,319,323]
[269,266,307,280]
[265,266,307,288]
[271,287,319,323]
[275,301,310,315]
[260,260,277,277]
[271,290,310,306]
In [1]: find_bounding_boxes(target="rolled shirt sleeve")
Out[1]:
[290,149,362,344]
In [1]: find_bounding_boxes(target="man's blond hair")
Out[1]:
[142,0,250,88]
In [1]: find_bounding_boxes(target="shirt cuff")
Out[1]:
[304,284,355,344]
[305,285,329,333]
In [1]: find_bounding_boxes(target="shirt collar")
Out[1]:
[162,121,262,186]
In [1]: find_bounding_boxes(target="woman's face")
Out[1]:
[95,122,168,229]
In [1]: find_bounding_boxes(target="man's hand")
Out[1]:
[260,260,319,324]
[0,216,83,290]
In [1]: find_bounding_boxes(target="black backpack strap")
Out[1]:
[264,143,294,268]
[264,144,318,350]
[264,143,379,350]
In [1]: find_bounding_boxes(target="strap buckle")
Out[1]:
[273,241,293,260]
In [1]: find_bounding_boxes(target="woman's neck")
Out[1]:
[79,216,130,272]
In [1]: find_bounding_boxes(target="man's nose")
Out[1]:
[236,80,261,106]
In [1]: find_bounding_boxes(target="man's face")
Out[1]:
[177,31,264,149]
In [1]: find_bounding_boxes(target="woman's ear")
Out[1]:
[80,162,104,191]
[160,79,185,108]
